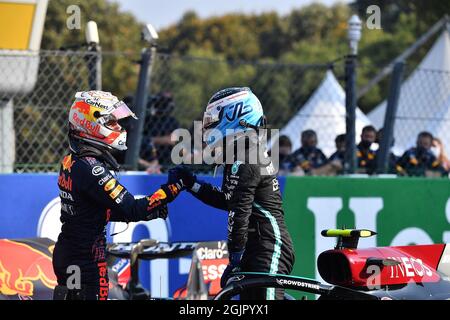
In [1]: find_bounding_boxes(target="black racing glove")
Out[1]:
[220,251,244,288]
[144,204,168,220]
[168,165,197,190]
[146,183,183,212]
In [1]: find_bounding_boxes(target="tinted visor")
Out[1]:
[202,112,219,130]
[111,101,137,120]
[97,114,123,131]
[203,105,224,130]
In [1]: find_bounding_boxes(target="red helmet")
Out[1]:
[68,91,137,151]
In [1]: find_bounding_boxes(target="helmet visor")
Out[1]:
[203,103,223,130]
[202,112,219,130]
[111,101,137,120]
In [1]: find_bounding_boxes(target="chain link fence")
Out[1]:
[2,49,347,173]
[0,50,143,173]
[7,50,449,174]
[368,66,450,157]
[0,51,95,172]
[146,54,342,172]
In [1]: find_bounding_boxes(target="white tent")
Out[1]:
[368,30,450,155]
[277,70,372,156]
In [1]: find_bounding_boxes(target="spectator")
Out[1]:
[356,125,377,174]
[118,95,162,173]
[139,136,161,174]
[432,137,450,174]
[324,134,346,175]
[283,129,327,175]
[278,135,293,164]
[141,92,180,170]
[276,135,293,175]
[375,128,398,174]
[329,134,346,163]
[396,131,445,177]
[304,133,346,176]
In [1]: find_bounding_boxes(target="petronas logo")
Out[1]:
[231,161,242,175]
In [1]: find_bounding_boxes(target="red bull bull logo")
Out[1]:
[0,239,57,296]
[73,100,99,122]
[147,189,167,210]
[62,154,75,172]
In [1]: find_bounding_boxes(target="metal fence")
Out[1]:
[147,54,346,169]
[0,51,96,172]
[3,50,449,174]
[1,50,339,172]
[368,66,450,157]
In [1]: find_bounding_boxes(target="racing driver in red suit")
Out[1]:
[52,91,183,300]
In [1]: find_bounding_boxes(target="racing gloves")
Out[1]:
[144,204,169,221]
[168,165,199,191]
[220,250,244,288]
[144,165,198,220]
[146,182,183,212]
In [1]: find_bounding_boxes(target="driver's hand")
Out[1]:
[220,251,244,288]
[145,204,168,220]
[168,165,196,190]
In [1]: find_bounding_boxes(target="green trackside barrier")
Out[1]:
[282,176,450,299]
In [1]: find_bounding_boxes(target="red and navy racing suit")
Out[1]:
[52,149,179,300]
[189,160,295,300]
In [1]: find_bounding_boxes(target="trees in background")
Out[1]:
[42,0,143,97]
[40,0,449,127]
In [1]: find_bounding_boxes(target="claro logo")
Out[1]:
[197,244,228,260]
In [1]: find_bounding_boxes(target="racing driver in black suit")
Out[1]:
[52,91,183,300]
[168,87,295,300]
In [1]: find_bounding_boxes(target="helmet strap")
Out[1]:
[239,115,267,131]
[239,119,260,131]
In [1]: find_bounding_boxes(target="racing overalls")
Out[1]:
[189,154,295,300]
[52,142,179,300]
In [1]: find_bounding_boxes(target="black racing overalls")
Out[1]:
[189,156,295,300]
[53,145,178,300]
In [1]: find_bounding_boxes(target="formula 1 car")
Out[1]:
[96,228,450,300]
[106,240,228,300]
[1,229,450,300]
[215,229,450,300]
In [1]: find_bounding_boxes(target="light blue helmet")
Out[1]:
[202,87,266,147]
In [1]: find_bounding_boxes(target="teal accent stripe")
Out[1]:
[253,202,282,300]
[266,287,275,300]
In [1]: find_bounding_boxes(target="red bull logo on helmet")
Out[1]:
[73,100,102,122]
[0,239,57,296]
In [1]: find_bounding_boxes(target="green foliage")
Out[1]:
[41,0,449,125]
[42,0,143,97]
[43,0,143,51]
[157,2,448,117]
